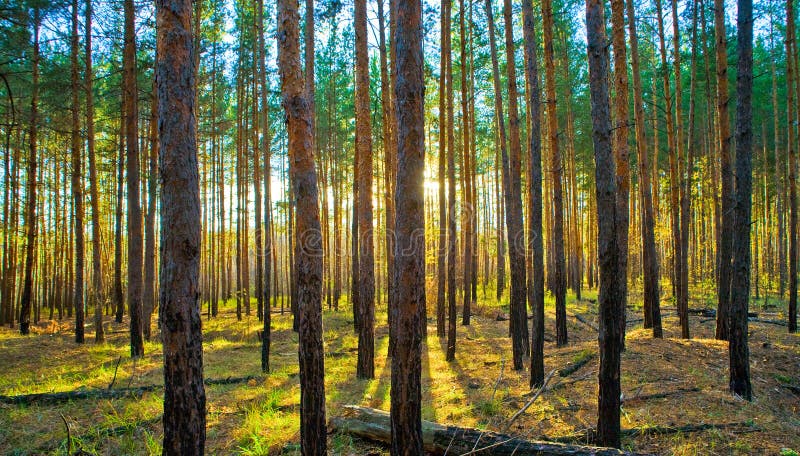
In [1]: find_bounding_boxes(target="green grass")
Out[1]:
[1,287,799,455]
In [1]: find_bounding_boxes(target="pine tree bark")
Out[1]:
[729,0,754,399]
[714,0,734,341]
[681,0,701,341]
[156,0,207,449]
[626,0,662,338]
[390,0,425,449]
[436,0,447,339]
[610,0,630,349]
[124,0,144,358]
[86,0,103,343]
[114,122,124,323]
[443,0,458,362]
[277,0,327,450]
[522,0,544,387]
[144,80,158,341]
[19,8,39,336]
[259,0,273,373]
[355,0,375,379]
[502,0,529,363]
[254,36,264,327]
[459,0,472,327]
[377,0,396,353]
[485,0,527,370]
[671,0,689,340]
[586,0,622,446]
[788,0,799,333]
[543,0,567,346]
[71,0,85,344]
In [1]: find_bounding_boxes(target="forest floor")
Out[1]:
[0,287,798,455]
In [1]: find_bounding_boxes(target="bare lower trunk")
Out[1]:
[124,0,144,358]
[587,0,622,447]
[390,0,425,449]
[355,0,375,379]
[156,0,207,450]
[86,0,103,343]
[543,0,567,346]
[19,9,39,336]
[143,80,158,341]
[71,0,85,344]
[715,0,734,341]
[729,0,753,400]
[521,0,544,387]
[611,0,630,350]
[277,0,327,451]
[626,0,661,338]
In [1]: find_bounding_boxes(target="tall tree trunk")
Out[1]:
[543,0,567,346]
[729,0,753,399]
[485,0,527,370]
[654,0,676,321]
[351,178,359,331]
[114,121,124,322]
[586,0,621,446]
[277,0,327,451]
[714,0,734,341]
[144,78,158,341]
[124,0,144,358]
[522,0,544,387]
[610,0,630,349]
[378,0,396,353]
[681,0,700,341]
[502,0,529,363]
[459,0,472,327]
[259,0,273,373]
[626,0,662,338]
[436,0,447,339]
[71,0,85,344]
[86,0,103,343]
[156,0,207,449]
[495,145,505,302]
[445,0,458,362]
[670,0,689,339]
[254,35,264,328]
[355,0,375,379]
[390,0,425,448]
[19,8,39,336]
[789,0,799,333]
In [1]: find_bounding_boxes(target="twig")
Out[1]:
[443,431,457,456]
[501,369,557,433]
[459,437,515,455]
[60,413,72,455]
[127,357,137,389]
[490,358,505,402]
[108,356,122,390]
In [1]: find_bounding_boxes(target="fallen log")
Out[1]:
[330,405,642,455]
[688,309,758,318]
[748,318,787,327]
[0,375,261,405]
[621,387,700,403]
[687,308,717,317]
[547,422,760,445]
[558,352,596,377]
[782,383,800,395]
[0,385,161,405]
[572,314,598,332]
